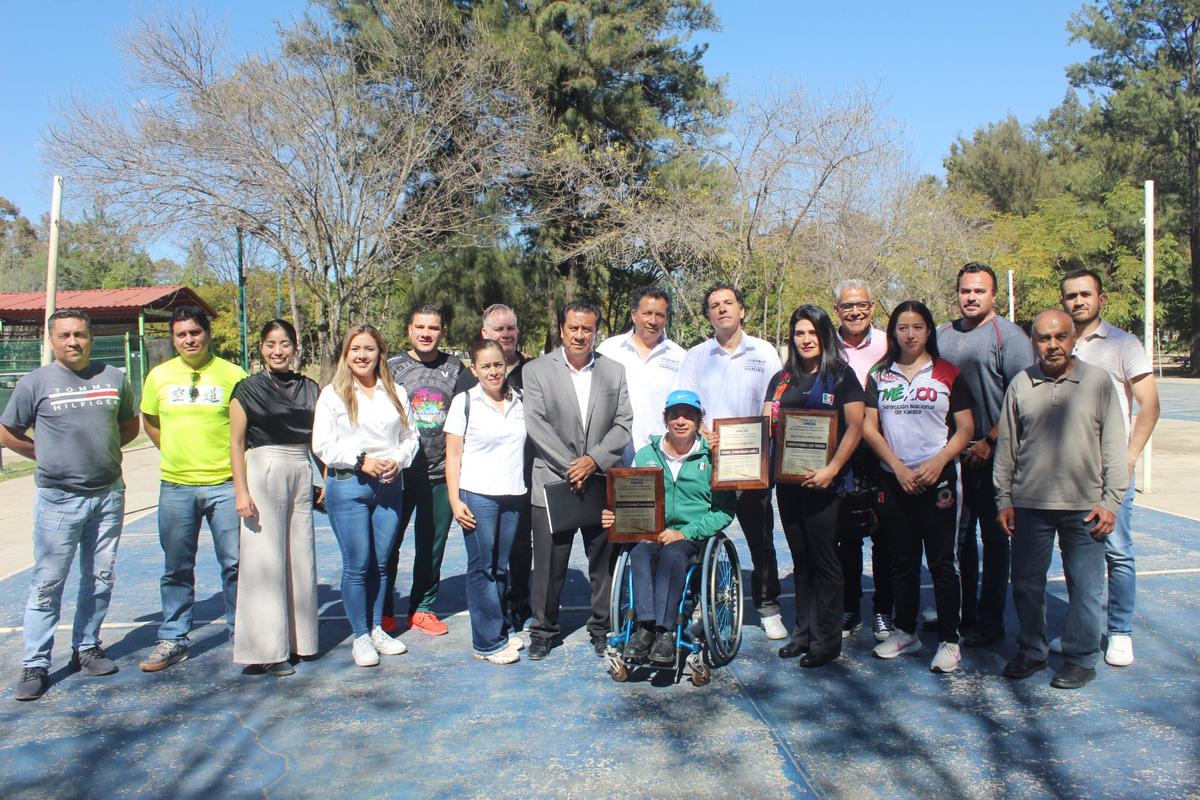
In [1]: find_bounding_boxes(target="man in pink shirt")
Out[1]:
[833,280,894,642]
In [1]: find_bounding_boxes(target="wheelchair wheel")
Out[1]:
[607,655,629,682]
[700,533,743,667]
[609,548,634,640]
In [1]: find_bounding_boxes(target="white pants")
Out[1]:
[233,445,320,664]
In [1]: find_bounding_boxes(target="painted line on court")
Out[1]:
[6,568,1200,636]
[1135,502,1200,522]
[727,660,823,798]
[0,506,158,583]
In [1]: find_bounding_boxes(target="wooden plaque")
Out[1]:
[607,468,665,543]
[711,416,770,490]
[774,409,838,484]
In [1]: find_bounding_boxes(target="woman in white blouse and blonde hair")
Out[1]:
[445,338,529,664]
[313,324,418,667]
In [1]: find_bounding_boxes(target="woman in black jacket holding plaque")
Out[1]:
[764,305,865,667]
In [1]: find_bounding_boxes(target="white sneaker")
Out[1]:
[873,630,922,659]
[1105,634,1134,667]
[930,642,961,674]
[1049,636,1063,654]
[352,634,380,667]
[474,645,520,665]
[761,613,788,640]
[371,626,407,656]
[508,635,527,651]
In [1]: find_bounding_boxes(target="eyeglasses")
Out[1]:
[190,372,200,401]
[836,301,872,312]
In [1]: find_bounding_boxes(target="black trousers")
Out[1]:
[778,486,843,656]
[529,507,615,642]
[957,456,1010,632]
[839,510,895,616]
[737,488,781,616]
[879,464,961,643]
[838,447,893,617]
[504,496,533,621]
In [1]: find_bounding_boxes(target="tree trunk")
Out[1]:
[287,264,303,369]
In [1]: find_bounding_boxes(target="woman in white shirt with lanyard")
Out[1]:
[313,324,418,667]
[444,339,528,664]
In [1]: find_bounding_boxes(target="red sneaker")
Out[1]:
[408,611,448,636]
[380,615,398,634]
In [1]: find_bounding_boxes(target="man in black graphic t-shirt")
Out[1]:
[385,305,464,635]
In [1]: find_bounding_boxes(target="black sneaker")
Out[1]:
[15,667,49,701]
[1050,663,1096,690]
[649,630,676,665]
[624,627,655,662]
[71,646,118,676]
[841,612,863,639]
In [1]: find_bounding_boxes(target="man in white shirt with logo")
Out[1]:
[833,279,894,643]
[677,283,786,639]
[597,286,686,464]
[1060,268,1160,668]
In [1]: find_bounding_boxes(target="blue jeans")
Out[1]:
[629,539,705,630]
[157,481,240,643]
[1012,508,1106,669]
[1105,473,1137,635]
[324,472,404,637]
[460,491,521,655]
[23,480,125,669]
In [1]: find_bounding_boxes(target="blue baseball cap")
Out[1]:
[664,389,703,412]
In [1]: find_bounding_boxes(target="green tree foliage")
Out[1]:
[494,0,725,349]
[406,244,541,350]
[1067,0,1200,367]
[55,207,159,291]
[0,197,40,291]
[945,115,1061,216]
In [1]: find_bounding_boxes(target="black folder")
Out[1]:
[543,474,607,533]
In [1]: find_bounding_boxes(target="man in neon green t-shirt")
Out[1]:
[137,305,247,672]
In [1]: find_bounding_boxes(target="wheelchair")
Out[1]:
[605,532,743,686]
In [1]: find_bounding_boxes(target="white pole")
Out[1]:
[1007,270,1016,322]
[42,176,64,366]
[1143,180,1155,494]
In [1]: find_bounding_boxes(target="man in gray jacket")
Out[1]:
[995,309,1126,690]
[522,300,632,660]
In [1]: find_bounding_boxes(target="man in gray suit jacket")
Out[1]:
[522,300,633,660]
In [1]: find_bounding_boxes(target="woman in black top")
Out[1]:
[229,319,321,675]
[763,305,865,667]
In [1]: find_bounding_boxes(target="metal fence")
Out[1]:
[0,334,149,412]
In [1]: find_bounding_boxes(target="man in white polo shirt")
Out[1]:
[677,283,786,639]
[1060,268,1160,668]
[832,279,894,643]
[597,286,686,465]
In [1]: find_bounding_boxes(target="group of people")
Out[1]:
[3,260,1156,700]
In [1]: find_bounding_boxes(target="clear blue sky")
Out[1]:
[0,1,1093,237]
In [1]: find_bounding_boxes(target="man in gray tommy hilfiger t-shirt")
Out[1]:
[0,309,138,700]
[936,262,1034,647]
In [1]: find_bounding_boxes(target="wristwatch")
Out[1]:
[984,434,997,447]
[354,451,367,472]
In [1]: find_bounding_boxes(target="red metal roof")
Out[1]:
[0,286,217,322]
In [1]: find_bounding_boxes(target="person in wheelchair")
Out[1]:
[602,390,736,665]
